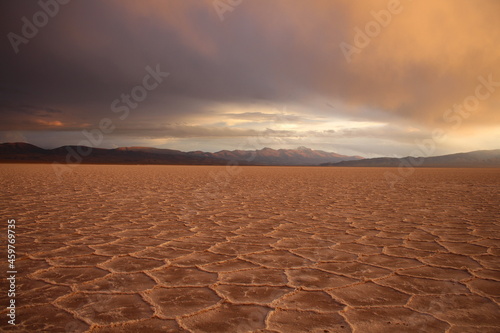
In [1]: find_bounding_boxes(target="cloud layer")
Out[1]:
[1,0,499,156]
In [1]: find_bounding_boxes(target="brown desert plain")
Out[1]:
[0,164,499,333]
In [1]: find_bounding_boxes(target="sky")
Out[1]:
[1,0,499,157]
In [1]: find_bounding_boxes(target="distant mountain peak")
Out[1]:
[205,146,362,165]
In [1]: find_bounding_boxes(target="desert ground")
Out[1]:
[0,164,499,332]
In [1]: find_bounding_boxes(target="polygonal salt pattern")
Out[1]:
[0,165,499,332]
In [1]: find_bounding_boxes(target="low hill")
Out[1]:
[321,149,500,167]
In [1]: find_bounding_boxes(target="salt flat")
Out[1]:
[0,164,499,332]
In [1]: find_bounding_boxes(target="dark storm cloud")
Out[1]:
[0,1,303,135]
[0,0,352,130]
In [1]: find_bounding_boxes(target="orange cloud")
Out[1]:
[35,119,64,127]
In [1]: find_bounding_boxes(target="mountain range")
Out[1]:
[0,143,361,166]
[1,142,499,167]
[321,149,500,168]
